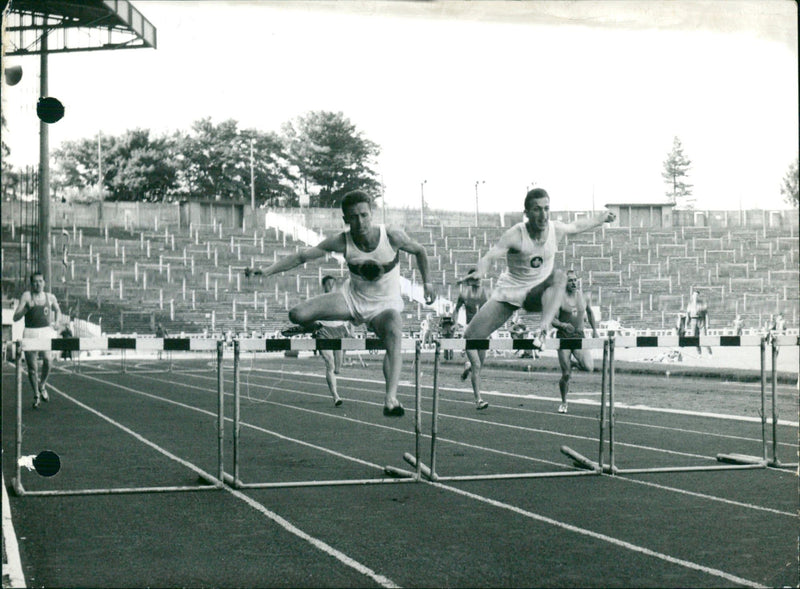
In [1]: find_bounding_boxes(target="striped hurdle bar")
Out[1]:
[11,338,225,497]
[222,337,427,489]
[603,334,799,474]
[428,337,609,482]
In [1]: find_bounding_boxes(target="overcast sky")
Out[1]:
[3,0,798,212]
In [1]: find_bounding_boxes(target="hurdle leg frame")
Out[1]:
[429,341,441,480]
[428,337,602,482]
[11,338,225,497]
[767,338,797,469]
[609,335,771,474]
[226,337,425,489]
[598,340,609,468]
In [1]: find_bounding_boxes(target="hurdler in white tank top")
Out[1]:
[341,225,404,325]
[491,220,561,308]
[496,220,558,289]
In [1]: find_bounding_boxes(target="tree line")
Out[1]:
[9,110,382,208]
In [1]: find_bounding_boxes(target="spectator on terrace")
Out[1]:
[732,314,744,336]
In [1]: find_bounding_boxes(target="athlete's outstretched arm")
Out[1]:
[560,210,616,236]
[585,294,599,337]
[12,292,31,322]
[387,227,436,304]
[255,233,345,278]
[49,295,61,327]
[467,227,519,280]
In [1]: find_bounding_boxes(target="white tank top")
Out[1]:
[345,225,401,302]
[496,221,557,289]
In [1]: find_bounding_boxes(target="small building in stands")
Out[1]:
[605,202,675,228]
[179,199,246,230]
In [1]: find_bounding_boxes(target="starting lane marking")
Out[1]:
[26,378,400,589]
[431,482,767,589]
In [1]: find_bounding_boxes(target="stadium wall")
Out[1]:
[0,200,796,232]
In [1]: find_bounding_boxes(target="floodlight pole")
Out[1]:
[420,180,427,226]
[250,138,255,210]
[474,180,484,227]
[38,20,51,286]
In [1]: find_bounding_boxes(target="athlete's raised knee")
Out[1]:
[288,305,313,325]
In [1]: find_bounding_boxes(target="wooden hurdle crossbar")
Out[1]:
[223,337,426,489]
[11,337,226,497]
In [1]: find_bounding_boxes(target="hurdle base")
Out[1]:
[716,453,768,466]
[197,473,224,487]
[767,459,798,469]
[222,471,244,489]
[403,452,438,481]
[11,477,25,497]
[601,464,619,475]
[560,446,601,472]
[383,465,416,478]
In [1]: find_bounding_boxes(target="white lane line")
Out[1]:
[612,476,796,517]
[244,366,800,427]
[148,369,787,467]
[140,371,795,512]
[25,381,401,589]
[2,474,26,589]
[48,373,788,586]
[430,482,767,589]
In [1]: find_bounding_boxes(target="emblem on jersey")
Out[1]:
[530,256,543,269]
[43,307,49,316]
[357,261,383,281]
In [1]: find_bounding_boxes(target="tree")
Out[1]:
[780,157,798,208]
[175,118,297,204]
[282,111,381,207]
[54,129,178,202]
[104,129,178,201]
[53,136,102,191]
[662,136,694,208]
[0,114,17,199]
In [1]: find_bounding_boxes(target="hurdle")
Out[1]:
[601,334,799,475]
[10,337,226,497]
[222,337,425,489]
[428,337,607,482]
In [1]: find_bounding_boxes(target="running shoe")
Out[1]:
[33,395,41,409]
[558,403,568,414]
[40,383,49,402]
[476,400,489,410]
[383,404,405,417]
[280,323,320,337]
[460,362,471,381]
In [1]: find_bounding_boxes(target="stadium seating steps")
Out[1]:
[1,213,797,337]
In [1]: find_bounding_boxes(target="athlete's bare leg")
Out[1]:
[537,271,567,333]
[369,308,405,413]
[288,292,353,326]
[463,299,516,408]
[557,348,572,412]
[24,351,41,406]
[320,349,342,405]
